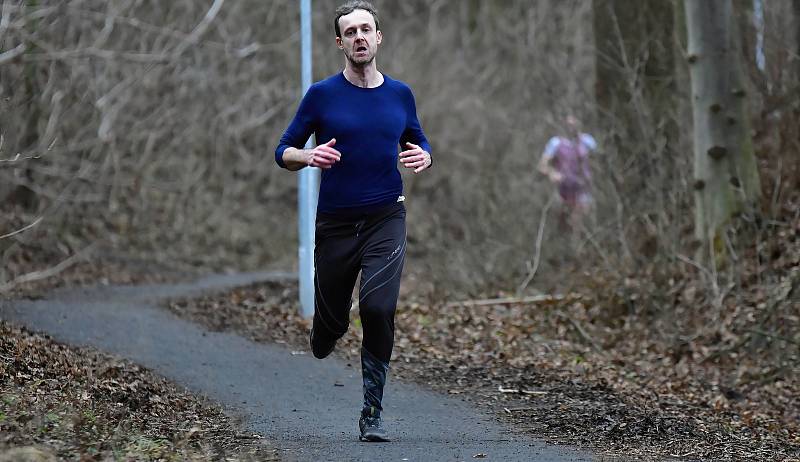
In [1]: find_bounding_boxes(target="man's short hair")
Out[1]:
[334,1,380,38]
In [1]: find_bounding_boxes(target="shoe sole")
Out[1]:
[311,344,334,359]
[359,434,390,442]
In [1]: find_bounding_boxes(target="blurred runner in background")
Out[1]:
[538,115,597,232]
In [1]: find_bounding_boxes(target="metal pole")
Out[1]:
[298,0,318,318]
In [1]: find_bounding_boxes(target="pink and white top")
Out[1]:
[541,133,597,186]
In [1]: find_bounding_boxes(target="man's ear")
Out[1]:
[376,30,382,45]
[336,37,343,49]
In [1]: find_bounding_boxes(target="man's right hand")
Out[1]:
[306,138,341,169]
[281,139,341,171]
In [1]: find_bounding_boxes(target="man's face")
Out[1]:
[336,9,382,66]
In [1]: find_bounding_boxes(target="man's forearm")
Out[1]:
[281,147,310,171]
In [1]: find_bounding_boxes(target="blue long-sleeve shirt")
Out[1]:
[276,72,432,214]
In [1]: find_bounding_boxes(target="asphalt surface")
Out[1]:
[1,272,595,462]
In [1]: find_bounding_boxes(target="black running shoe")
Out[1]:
[359,407,390,442]
[309,327,335,359]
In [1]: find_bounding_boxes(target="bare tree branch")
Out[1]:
[0,245,95,294]
[0,216,42,240]
[0,152,42,163]
[0,42,26,64]
[443,293,582,309]
[172,0,226,57]
[554,312,605,354]
[517,194,555,296]
[0,1,11,39]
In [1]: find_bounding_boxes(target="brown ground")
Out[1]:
[166,271,799,462]
[0,320,279,461]
[3,198,797,461]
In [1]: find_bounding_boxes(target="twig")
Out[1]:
[554,312,604,353]
[0,42,25,64]
[676,253,714,285]
[752,366,791,386]
[0,1,12,38]
[762,82,800,116]
[0,135,54,163]
[676,253,725,306]
[0,244,95,293]
[702,335,750,364]
[702,298,786,362]
[498,386,549,396]
[503,407,534,413]
[444,293,581,309]
[0,152,42,163]
[745,329,799,346]
[0,216,43,240]
[498,386,519,393]
[520,390,548,396]
[171,0,225,57]
[517,194,555,296]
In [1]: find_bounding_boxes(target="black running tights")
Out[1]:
[312,202,406,365]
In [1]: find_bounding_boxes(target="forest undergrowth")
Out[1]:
[165,192,799,460]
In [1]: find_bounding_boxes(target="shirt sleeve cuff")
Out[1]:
[275,146,288,169]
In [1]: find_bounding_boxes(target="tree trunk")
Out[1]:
[685,0,761,259]
[732,0,766,93]
[795,0,800,77]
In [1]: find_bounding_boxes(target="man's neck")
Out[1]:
[343,61,383,88]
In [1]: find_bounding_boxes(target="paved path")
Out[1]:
[1,273,595,462]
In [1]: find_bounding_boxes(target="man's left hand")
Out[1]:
[399,142,431,174]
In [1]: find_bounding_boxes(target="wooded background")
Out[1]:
[2,2,798,457]
[1,0,798,299]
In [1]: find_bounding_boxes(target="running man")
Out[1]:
[538,115,597,231]
[274,1,432,442]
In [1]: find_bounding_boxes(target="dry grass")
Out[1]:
[0,321,279,461]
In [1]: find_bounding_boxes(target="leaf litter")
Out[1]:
[0,321,278,461]
[165,256,799,461]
